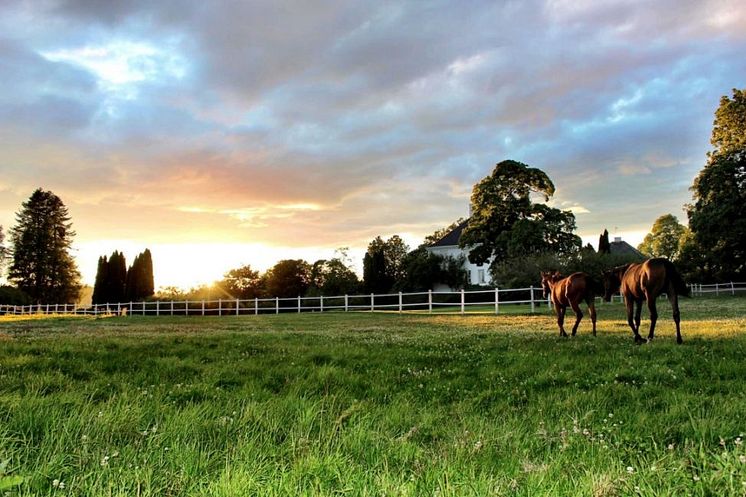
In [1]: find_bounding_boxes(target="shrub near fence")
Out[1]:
[1,282,744,317]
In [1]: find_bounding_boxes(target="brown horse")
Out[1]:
[540,271,604,337]
[602,258,689,344]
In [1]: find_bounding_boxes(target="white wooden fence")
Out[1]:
[0,282,743,318]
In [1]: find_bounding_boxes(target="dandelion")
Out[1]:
[626,466,634,474]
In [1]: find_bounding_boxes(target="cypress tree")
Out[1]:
[92,255,109,304]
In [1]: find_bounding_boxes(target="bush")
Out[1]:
[0,285,32,305]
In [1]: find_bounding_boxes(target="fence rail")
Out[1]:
[1,282,744,318]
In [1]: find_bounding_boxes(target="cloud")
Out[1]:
[0,0,744,285]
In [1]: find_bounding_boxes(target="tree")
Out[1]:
[92,255,109,304]
[395,247,466,291]
[308,255,360,296]
[710,88,746,160]
[363,235,410,292]
[126,249,155,301]
[459,160,582,266]
[264,259,311,298]
[637,214,687,261]
[106,251,127,303]
[598,229,611,254]
[8,189,81,303]
[216,264,264,299]
[687,88,746,281]
[0,225,6,276]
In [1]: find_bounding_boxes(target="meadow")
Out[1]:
[1,296,745,496]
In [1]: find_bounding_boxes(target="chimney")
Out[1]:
[614,237,622,242]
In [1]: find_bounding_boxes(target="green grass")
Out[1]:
[1,296,745,496]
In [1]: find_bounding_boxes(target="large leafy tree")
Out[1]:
[459,160,581,266]
[308,251,361,296]
[9,189,81,303]
[216,264,264,299]
[363,235,410,293]
[687,88,746,280]
[264,259,311,298]
[637,214,687,261]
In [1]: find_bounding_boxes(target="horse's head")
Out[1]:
[540,270,562,299]
[602,266,624,302]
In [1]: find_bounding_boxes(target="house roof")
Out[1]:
[609,239,644,258]
[430,220,469,247]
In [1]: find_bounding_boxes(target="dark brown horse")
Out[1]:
[603,258,690,344]
[540,271,604,337]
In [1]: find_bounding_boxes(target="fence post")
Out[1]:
[320,295,324,313]
[716,283,720,296]
[185,300,189,316]
[731,282,735,296]
[530,286,535,313]
[170,300,174,316]
[46,303,50,314]
[460,289,465,315]
[218,299,222,316]
[398,292,403,314]
[371,293,375,312]
[255,297,258,315]
[344,294,348,312]
[495,287,499,315]
[202,300,205,316]
[275,297,279,314]
[298,296,301,313]
[236,298,240,316]
[428,289,432,314]
[156,300,160,316]
[128,302,132,317]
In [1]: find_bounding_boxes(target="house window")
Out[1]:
[478,269,486,284]
[466,270,472,284]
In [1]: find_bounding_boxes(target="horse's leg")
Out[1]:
[626,297,644,344]
[570,300,583,336]
[556,304,568,337]
[587,299,597,337]
[668,289,682,344]
[646,294,658,342]
[634,299,643,334]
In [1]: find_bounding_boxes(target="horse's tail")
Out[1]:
[663,259,691,297]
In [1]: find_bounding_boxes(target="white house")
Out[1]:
[426,220,494,291]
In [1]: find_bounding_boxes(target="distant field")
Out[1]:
[1,296,745,496]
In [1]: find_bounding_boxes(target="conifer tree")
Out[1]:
[9,189,81,303]
[92,255,109,304]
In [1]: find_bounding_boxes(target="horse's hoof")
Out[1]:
[677,337,683,345]
[647,335,654,342]
[634,335,645,345]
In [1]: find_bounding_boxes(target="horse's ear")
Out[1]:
[553,271,562,278]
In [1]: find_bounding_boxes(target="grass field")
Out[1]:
[1,296,745,496]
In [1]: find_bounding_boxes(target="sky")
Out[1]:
[0,0,744,289]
